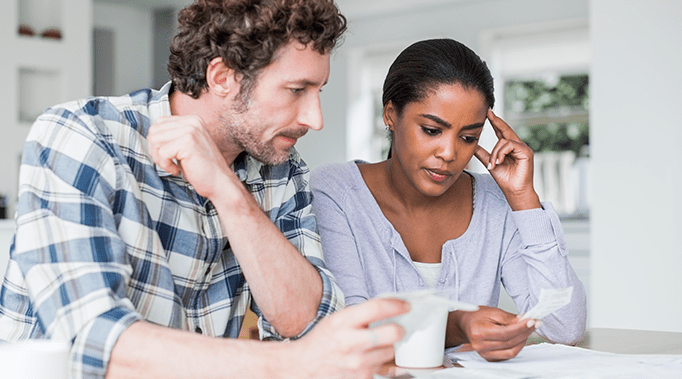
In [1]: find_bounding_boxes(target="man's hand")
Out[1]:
[447,306,538,361]
[286,298,410,379]
[147,115,236,199]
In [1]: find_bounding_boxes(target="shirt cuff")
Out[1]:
[510,202,568,256]
[70,307,141,379]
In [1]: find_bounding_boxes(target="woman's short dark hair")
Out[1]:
[168,0,347,99]
[382,38,495,116]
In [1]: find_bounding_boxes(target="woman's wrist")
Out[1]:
[504,190,542,211]
[445,311,471,347]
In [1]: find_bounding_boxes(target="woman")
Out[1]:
[311,38,586,361]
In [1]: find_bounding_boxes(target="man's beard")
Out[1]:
[220,99,306,166]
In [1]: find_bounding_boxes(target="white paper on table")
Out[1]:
[520,287,573,321]
[439,343,682,379]
[370,289,478,338]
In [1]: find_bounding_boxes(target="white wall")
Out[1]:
[0,221,14,276]
[590,0,682,332]
[93,1,154,95]
[299,0,590,169]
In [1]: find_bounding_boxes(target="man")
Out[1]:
[0,1,408,378]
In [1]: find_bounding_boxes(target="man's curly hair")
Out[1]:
[168,0,347,99]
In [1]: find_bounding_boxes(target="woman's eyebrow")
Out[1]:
[419,114,485,130]
[420,114,451,128]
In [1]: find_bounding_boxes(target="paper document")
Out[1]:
[520,287,573,321]
[371,289,478,338]
[439,343,682,378]
[375,343,682,379]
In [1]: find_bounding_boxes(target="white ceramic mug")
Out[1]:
[394,307,448,368]
[0,340,70,379]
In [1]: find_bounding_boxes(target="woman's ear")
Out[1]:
[383,101,396,130]
[206,57,239,98]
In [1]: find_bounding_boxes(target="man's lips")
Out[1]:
[279,130,307,145]
[278,129,308,145]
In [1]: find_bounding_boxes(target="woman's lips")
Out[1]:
[426,168,451,182]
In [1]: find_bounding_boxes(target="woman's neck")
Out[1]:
[383,158,468,214]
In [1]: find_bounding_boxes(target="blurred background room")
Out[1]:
[0,0,680,335]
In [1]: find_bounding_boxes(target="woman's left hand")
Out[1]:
[474,109,541,211]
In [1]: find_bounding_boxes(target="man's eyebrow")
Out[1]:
[287,79,328,87]
[419,114,485,130]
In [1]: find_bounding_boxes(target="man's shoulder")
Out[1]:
[48,87,169,131]
[28,88,162,148]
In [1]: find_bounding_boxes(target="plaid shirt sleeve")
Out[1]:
[5,105,143,378]
[242,153,344,341]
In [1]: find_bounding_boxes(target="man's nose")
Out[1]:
[299,94,324,131]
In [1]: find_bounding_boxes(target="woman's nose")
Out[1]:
[435,139,456,161]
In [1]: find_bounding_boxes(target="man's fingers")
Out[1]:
[364,323,405,350]
[342,298,410,328]
[358,346,396,376]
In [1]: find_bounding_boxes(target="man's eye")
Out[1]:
[290,88,304,94]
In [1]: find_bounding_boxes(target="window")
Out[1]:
[481,20,591,218]
[505,74,590,217]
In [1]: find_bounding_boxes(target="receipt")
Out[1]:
[520,286,573,320]
[371,289,478,338]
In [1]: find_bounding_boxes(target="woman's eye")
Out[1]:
[421,127,441,136]
[290,88,304,95]
[462,135,479,144]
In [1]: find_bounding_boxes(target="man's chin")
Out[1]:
[249,149,291,166]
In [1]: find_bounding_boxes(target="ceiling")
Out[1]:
[95,0,476,17]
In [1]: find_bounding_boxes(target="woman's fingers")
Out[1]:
[473,145,491,168]
[487,109,523,143]
[486,139,528,170]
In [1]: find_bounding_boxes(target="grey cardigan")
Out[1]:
[311,161,586,344]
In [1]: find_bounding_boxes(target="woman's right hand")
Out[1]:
[447,306,538,361]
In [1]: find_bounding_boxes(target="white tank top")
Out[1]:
[412,261,443,289]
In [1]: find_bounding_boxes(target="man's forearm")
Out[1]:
[107,321,281,379]
[210,173,323,337]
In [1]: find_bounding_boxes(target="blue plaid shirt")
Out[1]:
[0,82,343,378]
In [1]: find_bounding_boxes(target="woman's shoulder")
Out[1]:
[469,171,507,203]
[310,160,364,192]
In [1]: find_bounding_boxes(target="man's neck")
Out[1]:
[169,89,209,117]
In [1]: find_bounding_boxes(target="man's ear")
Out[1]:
[206,57,239,98]
[383,101,396,130]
